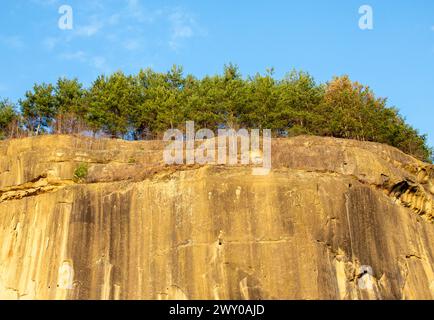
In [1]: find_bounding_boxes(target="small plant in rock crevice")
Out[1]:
[73,163,88,183]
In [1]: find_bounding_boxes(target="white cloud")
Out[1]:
[0,35,25,49]
[59,2,202,51]
[43,37,59,50]
[45,2,205,73]
[168,8,201,50]
[60,51,87,62]
[69,3,202,52]
[123,38,142,51]
[59,51,110,72]
[75,20,103,37]
[91,56,108,71]
[125,0,161,23]
[30,0,59,6]
[108,14,121,26]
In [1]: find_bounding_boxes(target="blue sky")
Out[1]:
[1,0,434,147]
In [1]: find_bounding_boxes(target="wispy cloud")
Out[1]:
[74,18,104,37]
[43,37,59,51]
[123,38,142,51]
[168,8,197,50]
[60,50,87,62]
[91,56,108,71]
[30,0,59,6]
[59,50,110,72]
[125,0,162,23]
[0,35,25,49]
[41,1,204,51]
[39,1,205,74]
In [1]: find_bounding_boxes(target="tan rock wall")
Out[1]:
[0,135,433,300]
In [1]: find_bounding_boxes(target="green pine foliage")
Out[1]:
[0,65,431,162]
[54,78,86,134]
[19,83,57,135]
[0,99,19,140]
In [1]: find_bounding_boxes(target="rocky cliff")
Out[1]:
[0,135,433,300]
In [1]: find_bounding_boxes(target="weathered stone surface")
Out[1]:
[0,135,433,300]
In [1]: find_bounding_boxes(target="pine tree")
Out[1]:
[0,66,430,162]
[0,99,19,139]
[54,78,85,134]
[19,83,56,135]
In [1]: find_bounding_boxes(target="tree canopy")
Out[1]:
[0,65,431,162]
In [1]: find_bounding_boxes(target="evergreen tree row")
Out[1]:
[0,64,432,162]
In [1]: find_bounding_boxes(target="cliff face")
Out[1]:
[0,135,434,300]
